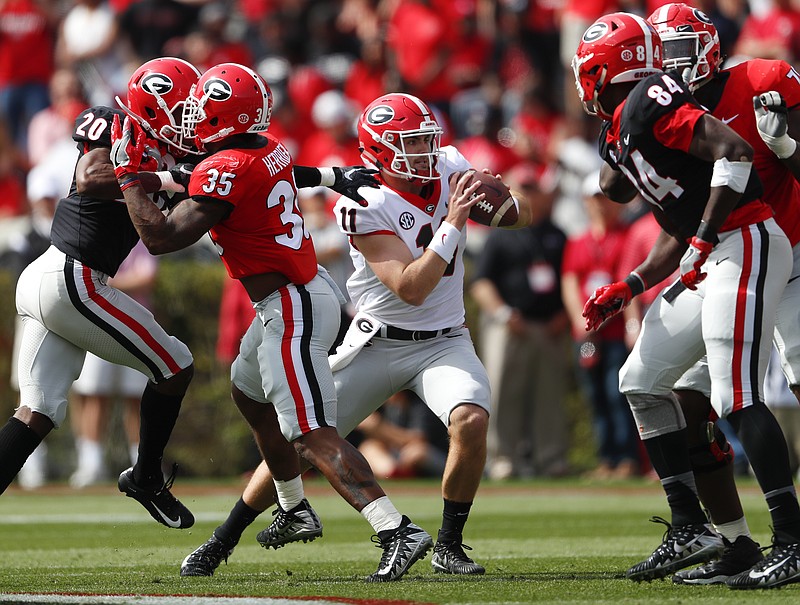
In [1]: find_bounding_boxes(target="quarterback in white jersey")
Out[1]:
[339,144,471,331]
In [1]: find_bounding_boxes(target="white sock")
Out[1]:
[274,475,305,511]
[129,443,139,466]
[713,516,751,542]
[361,496,403,534]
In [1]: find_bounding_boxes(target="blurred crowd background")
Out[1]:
[2,0,800,488]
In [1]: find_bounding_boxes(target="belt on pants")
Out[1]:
[378,325,454,341]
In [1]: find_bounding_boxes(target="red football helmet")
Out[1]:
[182,63,272,152]
[572,12,663,120]
[119,57,201,154]
[648,3,721,91]
[357,93,445,181]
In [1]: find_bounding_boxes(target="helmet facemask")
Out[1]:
[661,30,716,90]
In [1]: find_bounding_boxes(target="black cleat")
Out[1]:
[118,464,194,529]
[180,534,235,577]
[727,538,800,589]
[431,540,485,575]
[626,516,723,582]
[365,515,433,582]
[256,498,323,549]
[673,535,763,584]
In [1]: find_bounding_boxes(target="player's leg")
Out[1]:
[671,370,762,585]
[412,328,491,574]
[42,256,195,526]
[705,220,800,588]
[773,243,800,405]
[257,278,432,581]
[620,288,723,581]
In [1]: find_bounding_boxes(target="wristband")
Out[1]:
[710,158,752,193]
[767,133,798,159]
[118,174,141,192]
[427,221,460,263]
[318,167,336,187]
[155,171,174,191]
[695,220,719,244]
[623,271,647,297]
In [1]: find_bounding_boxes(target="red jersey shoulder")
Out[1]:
[740,58,795,92]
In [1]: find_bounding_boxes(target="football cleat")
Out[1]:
[365,515,433,582]
[180,534,235,577]
[118,464,194,529]
[431,540,486,575]
[626,516,723,581]
[727,538,800,589]
[256,498,323,549]
[673,535,763,584]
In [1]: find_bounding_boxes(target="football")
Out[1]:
[450,170,518,227]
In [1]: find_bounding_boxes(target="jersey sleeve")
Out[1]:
[72,106,125,148]
[333,189,393,237]
[187,151,248,207]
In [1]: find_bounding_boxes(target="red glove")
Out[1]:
[582,281,633,332]
[679,236,714,290]
[110,114,147,190]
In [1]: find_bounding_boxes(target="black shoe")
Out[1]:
[431,540,485,575]
[626,516,723,582]
[673,535,763,584]
[256,498,323,549]
[180,534,235,577]
[365,515,433,582]
[727,538,800,589]
[118,464,194,529]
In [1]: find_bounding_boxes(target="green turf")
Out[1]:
[0,477,798,603]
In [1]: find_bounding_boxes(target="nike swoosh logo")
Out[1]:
[377,542,403,576]
[715,257,729,265]
[722,114,739,124]
[152,503,182,528]
[673,532,708,554]
[789,275,800,284]
[623,134,630,145]
[264,318,273,327]
[749,556,791,579]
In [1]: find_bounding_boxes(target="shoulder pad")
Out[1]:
[73,106,126,147]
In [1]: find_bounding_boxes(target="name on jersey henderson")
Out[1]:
[262,143,292,176]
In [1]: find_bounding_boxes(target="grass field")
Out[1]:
[1,476,799,604]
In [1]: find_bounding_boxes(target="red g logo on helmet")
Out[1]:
[582,22,609,43]
[203,78,233,101]
[365,105,395,125]
[140,73,174,96]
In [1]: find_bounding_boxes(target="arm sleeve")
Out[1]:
[292,165,323,188]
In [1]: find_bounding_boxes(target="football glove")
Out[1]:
[753,91,797,159]
[331,166,380,207]
[679,236,714,290]
[582,281,633,332]
[110,114,147,190]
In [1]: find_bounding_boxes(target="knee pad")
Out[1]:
[626,393,686,439]
[688,420,733,475]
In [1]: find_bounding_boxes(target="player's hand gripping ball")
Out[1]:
[450,170,518,227]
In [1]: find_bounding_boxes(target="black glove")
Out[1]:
[331,166,380,207]
[169,163,194,189]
